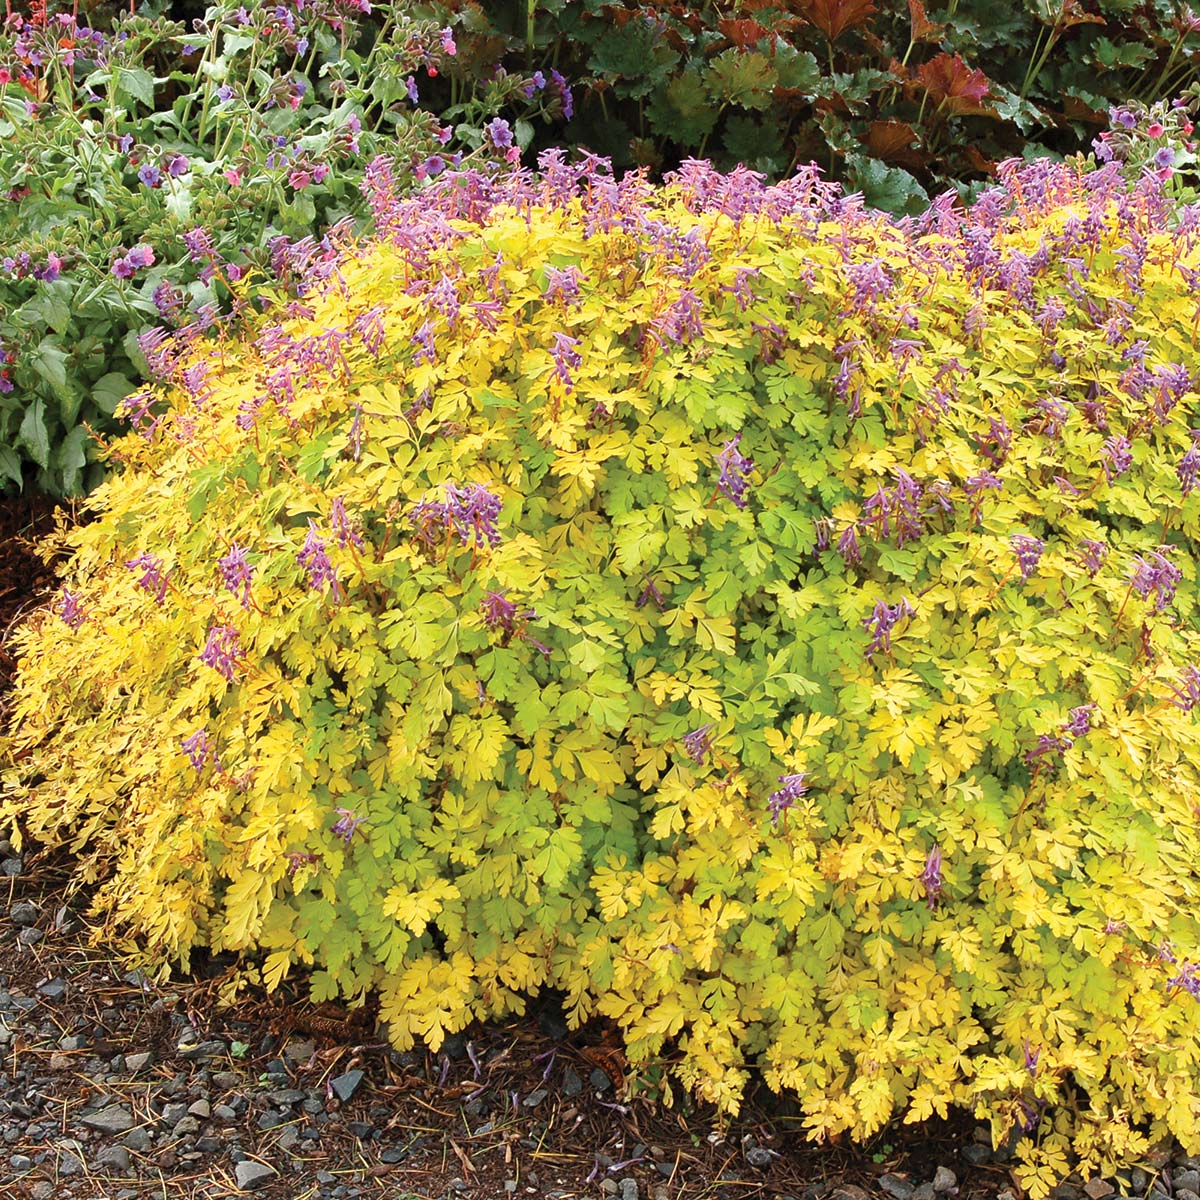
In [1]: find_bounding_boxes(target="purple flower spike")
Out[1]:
[862,597,915,656]
[550,331,582,392]
[921,846,943,910]
[1167,961,1200,1001]
[682,724,714,766]
[412,483,504,550]
[58,588,85,629]
[1077,539,1107,577]
[1170,664,1200,712]
[181,728,219,773]
[330,497,364,549]
[1011,535,1045,581]
[297,520,341,600]
[218,544,254,609]
[1178,440,1200,497]
[199,624,241,682]
[767,773,807,827]
[1063,704,1096,738]
[1101,435,1133,482]
[837,524,861,566]
[331,807,365,845]
[125,552,169,604]
[1130,548,1181,613]
[715,434,754,509]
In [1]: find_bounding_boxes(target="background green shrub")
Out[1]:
[435,0,1200,210]
[4,155,1200,1192]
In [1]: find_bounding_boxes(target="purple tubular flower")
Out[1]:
[550,331,582,391]
[1101,435,1133,481]
[330,497,363,549]
[297,520,341,599]
[1011,535,1045,581]
[767,773,807,827]
[218,544,253,609]
[1130,548,1181,612]
[921,846,943,910]
[1170,664,1200,712]
[412,484,504,550]
[331,807,365,844]
[125,551,169,604]
[836,524,862,566]
[1178,440,1200,497]
[199,624,241,681]
[181,728,219,773]
[862,596,916,656]
[715,434,754,509]
[1024,731,1072,765]
[544,265,585,308]
[481,589,519,634]
[1077,539,1107,577]
[682,724,714,766]
[58,588,85,629]
[1063,704,1096,738]
[1167,961,1200,1001]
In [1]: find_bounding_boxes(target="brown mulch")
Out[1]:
[0,491,1019,1200]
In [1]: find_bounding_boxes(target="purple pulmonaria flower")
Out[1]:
[484,117,514,150]
[1077,539,1107,577]
[138,163,161,188]
[550,331,582,391]
[1178,440,1200,497]
[921,846,943,910]
[440,27,457,54]
[715,434,754,509]
[117,133,134,153]
[217,84,234,102]
[767,773,807,827]
[1169,664,1200,712]
[330,497,363,549]
[167,153,189,177]
[297,520,341,599]
[330,807,365,845]
[58,588,85,629]
[682,724,715,766]
[1110,106,1137,129]
[862,596,915,656]
[837,524,861,566]
[1130,548,1181,612]
[199,624,241,681]
[218,544,253,609]
[181,728,219,773]
[405,75,418,103]
[1011,535,1045,581]
[125,552,169,604]
[1167,961,1200,1001]
[1101,435,1133,481]
[1154,146,1175,170]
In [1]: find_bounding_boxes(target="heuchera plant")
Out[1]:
[0,0,546,494]
[4,154,1200,1193]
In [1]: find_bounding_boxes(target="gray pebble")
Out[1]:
[656,1162,675,1179]
[961,1144,990,1166]
[879,1174,915,1200]
[38,978,66,1000]
[619,1180,639,1200]
[600,1182,619,1197]
[1130,1171,1151,1193]
[746,1147,774,1169]
[380,1147,407,1164]
[268,1089,307,1106]
[188,1098,211,1119]
[29,1183,53,1200]
[9,1153,32,1171]
[912,1186,935,1200]
[522,1088,548,1108]
[9,900,38,927]
[561,1065,583,1097]
[332,1069,365,1102]
[161,1102,188,1125]
[16,926,43,946]
[284,1038,316,1063]
[125,1051,153,1073]
[95,1145,131,1172]
[80,1104,135,1134]
[212,1070,240,1089]
[122,1128,153,1153]
[933,1167,957,1193]
[234,1159,277,1191]
[1177,1191,1200,1200]
[60,1034,86,1050]
[214,1104,237,1121]
[178,1038,225,1059]
[1176,1173,1200,1195]
[590,1067,612,1092]
[2,856,22,877]
[172,1115,201,1136]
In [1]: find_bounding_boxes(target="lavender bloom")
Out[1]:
[682,724,715,765]
[1025,732,1072,765]
[181,728,219,773]
[1169,664,1200,712]
[550,331,582,391]
[331,807,365,844]
[636,579,664,609]
[1179,440,1200,497]
[964,470,1002,498]
[862,597,915,656]
[411,320,437,366]
[715,434,754,509]
[1130,548,1181,612]
[199,624,241,681]
[1023,1040,1041,1076]
[1054,475,1082,496]
[137,163,161,188]
[484,117,514,150]
[1063,704,1096,738]
[1167,962,1200,1001]
[481,590,519,634]
[218,544,253,609]
[767,773,807,827]
[544,265,586,308]
[837,524,862,566]
[978,416,1012,467]
[1101,435,1133,481]
[125,552,169,604]
[660,289,705,344]
[921,846,943,910]
[330,497,363,549]
[845,259,893,309]
[297,520,341,599]
[58,588,85,629]
[1077,539,1107,577]
[412,484,504,550]
[1011,535,1045,581]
